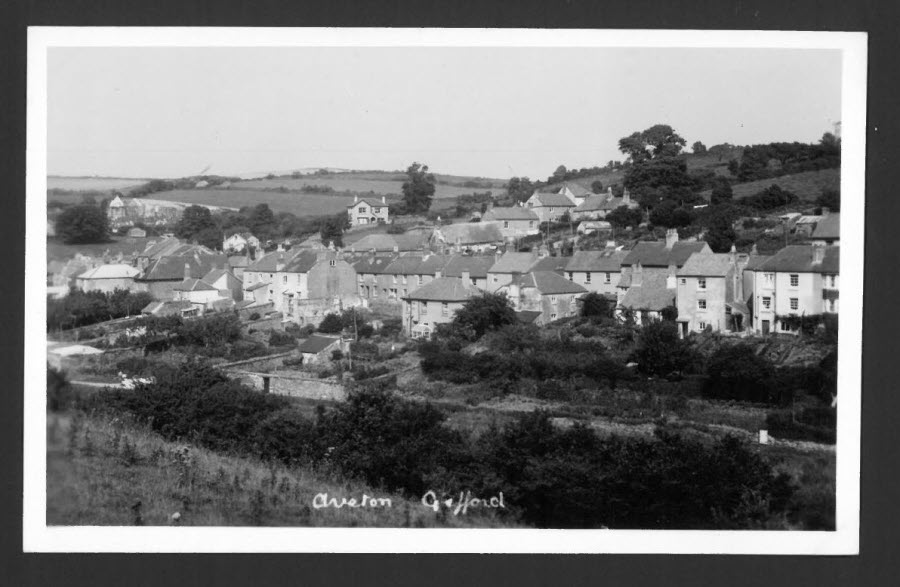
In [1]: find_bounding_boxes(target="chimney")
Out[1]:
[381,195,386,204]
[812,243,826,265]
[369,248,376,263]
[461,270,471,284]
[607,187,613,199]
[276,252,286,271]
[730,243,737,265]
[632,263,643,287]
[277,243,284,252]
[666,264,677,289]
[665,228,679,250]
[750,243,759,257]
[435,269,442,279]
[183,263,191,280]
[623,188,631,204]
[354,194,358,204]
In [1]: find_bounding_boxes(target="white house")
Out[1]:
[347,195,390,226]
[223,232,261,253]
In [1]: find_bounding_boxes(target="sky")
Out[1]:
[46,46,842,180]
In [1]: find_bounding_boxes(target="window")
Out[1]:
[493,275,499,283]
[698,299,707,310]
[780,321,792,332]
[762,296,771,309]
[825,274,837,288]
[790,298,799,311]
[585,272,592,284]
[358,206,366,213]
[282,275,287,284]
[551,295,558,303]
[699,321,707,330]
[503,221,509,229]
[567,272,574,281]
[471,278,477,286]
[329,260,336,267]
[402,275,407,284]
[358,274,363,282]
[392,275,398,284]
[605,273,611,284]
[790,274,799,287]
[680,278,686,285]
[764,272,774,286]
[373,207,381,214]
[550,313,557,320]
[418,275,423,285]
[441,302,449,317]
[529,221,534,228]
[390,288,398,299]
[698,278,707,289]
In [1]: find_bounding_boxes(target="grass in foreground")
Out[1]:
[47,411,518,528]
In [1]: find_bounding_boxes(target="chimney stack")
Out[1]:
[276,252,285,271]
[381,195,386,204]
[812,243,826,265]
[354,195,358,204]
[435,269,442,279]
[665,228,679,250]
[607,187,613,199]
[632,263,643,287]
[183,263,191,280]
[623,188,631,204]
[666,264,677,289]
[461,270,471,284]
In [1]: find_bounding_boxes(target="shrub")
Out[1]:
[632,320,702,378]
[47,366,72,412]
[765,406,836,444]
[447,292,516,341]
[317,313,343,334]
[268,330,296,347]
[705,343,778,403]
[580,292,613,320]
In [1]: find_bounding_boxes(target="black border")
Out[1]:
[3,0,899,585]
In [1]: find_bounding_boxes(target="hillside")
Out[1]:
[48,410,517,528]
[702,168,840,204]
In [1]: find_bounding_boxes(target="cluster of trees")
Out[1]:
[54,203,110,244]
[735,135,841,182]
[87,358,798,529]
[47,288,153,331]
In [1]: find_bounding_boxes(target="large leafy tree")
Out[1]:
[618,124,687,164]
[248,203,277,239]
[606,205,643,229]
[506,176,535,203]
[175,205,217,242]
[55,204,109,244]
[401,162,436,214]
[451,292,517,340]
[632,320,701,377]
[709,177,734,205]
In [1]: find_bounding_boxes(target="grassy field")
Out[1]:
[47,411,517,528]
[145,189,365,218]
[47,236,156,263]
[702,168,840,203]
[231,177,506,200]
[47,177,150,192]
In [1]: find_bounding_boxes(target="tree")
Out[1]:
[705,343,777,402]
[632,320,701,377]
[692,141,707,155]
[590,180,604,194]
[649,200,692,228]
[580,292,613,319]
[175,205,216,241]
[817,188,840,212]
[699,204,741,252]
[727,159,740,176]
[401,162,436,214]
[606,206,643,230]
[506,177,535,203]
[55,204,109,244]
[317,313,344,334]
[450,292,516,340]
[319,213,348,248]
[248,203,277,239]
[551,165,568,183]
[709,177,734,205]
[618,124,687,163]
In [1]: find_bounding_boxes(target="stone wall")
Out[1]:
[229,370,347,401]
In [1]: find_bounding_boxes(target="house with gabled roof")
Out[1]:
[431,222,504,253]
[498,271,587,325]
[487,251,539,291]
[347,194,389,226]
[223,231,260,254]
[810,212,840,246]
[134,247,227,301]
[749,244,839,335]
[675,249,749,337]
[298,334,345,364]
[346,232,425,253]
[76,264,140,294]
[572,187,639,220]
[525,191,577,223]
[401,272,482,338]
[565,249,628,297]
[557,182,592,206]
[481,205,540,239]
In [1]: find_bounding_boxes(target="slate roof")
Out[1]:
[403,276,482,302]
[620,273,676,311]
[756,245,840,273]
[137,252,227,282]
[515,310,543,324]
[141,300,194,316]
[811,213,840,240]
[529,256,571,273]
[298,334,341,354]
[441,255,496,279]
[283,251,324,273]
[574,194,612,212]
[382,255,427,275]
[435,223,504,245]
[245,281,269,291]
[347,198,387,209]
[348,233,424,252]
[482,207,539,221]
[560,182,592,197]
[348,253,399,274]
[622,241,710,268]
[677,253,734,277]
[530,192,577,207]
[488,252,538,274]
[202,268,237,284]
[172,278,217,292]
[743,254,772,271]
[227,255,250,268]
[246,250,301,272]
[509,271,588,295]
[565,250,628,273]
[140,237,189,260]
[77,264,140,280]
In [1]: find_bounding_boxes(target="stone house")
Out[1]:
[748,244,839,335]
[75,264,140,294]
[401,273,482,338]
[524,191,577,223]
[557,182,592,207]
[431,222,505,253]
[347,195,389,226]
[564,250,628,297]
[498,271,587,325]
[675,250,749,337]
[223,232,260,254]
[487,251,539,292]
[572,188,638,220]
[298,334,345,364]
[810,213,840,246]
[134,248,227,301]
[481,206,540,239]
[618,268,677,323]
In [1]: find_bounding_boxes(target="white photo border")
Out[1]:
[24,27,866,554]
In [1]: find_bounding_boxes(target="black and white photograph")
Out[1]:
[23,27,865,554]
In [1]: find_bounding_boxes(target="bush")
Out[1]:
[47,366,72,412]
[765,406,836,444]
[447,292,516,341]
[580,292,613,320]
[317,313,343,334]
[705,343,778,403]
[632,320,701,378]
[248,312,261,321]
[268,330,296,347]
